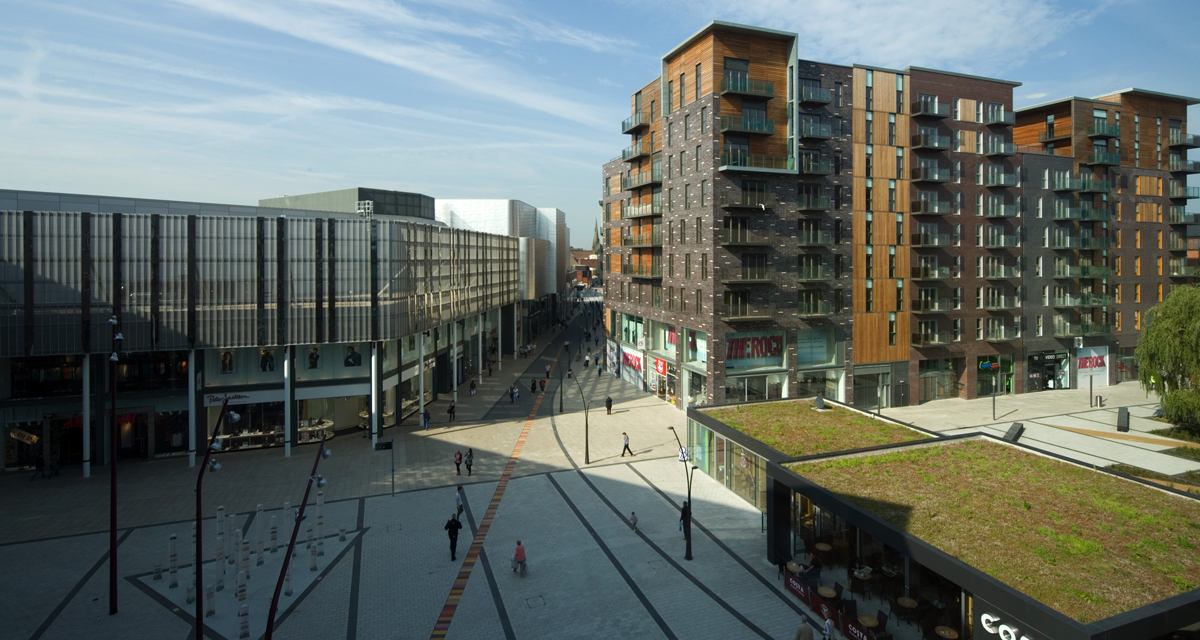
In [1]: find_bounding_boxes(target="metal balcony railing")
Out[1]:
[984,327,1018,342]
[625,264,663,278]
[911,166,951,182]
[720,77,775,99]
[719,152,794,171]
[1169,184,1200,199]
[720,116,775,135]
[1054,265,1111,278]
[796,265,834,281]
[983,173,1018,187]
[984,265,1020,279]
[911,266,956,279]
[800,86,832,104]
[722,303,777,321]
[911,233,951,247]
[719,190,777,209]
[621,110,652,133]
[1083,151,1120,165]
[796,230,833,246]
[1039,129,1071,143]
[799,157,833,175]
[982,203,1019,218]
[1078,207,1112,221]
[621,231,662,247]
[912,133,951,149]
[622,203,661,219]
[800,121,832,139]
[981,296,1020,310]
[911,102,951,118]
[912,298,952,313]
[1168,236,1189,251]
[1168,265,1198,277]
[797,300,833,317]
[1086,123,1121,138]
[796,194,831,211]
[912,200,952,215]
[1169,131,1200,148]
[980,234,1019,248]
[1051,177,1080,191]
[621,140,659,161]
[720,267,776,285]
[984,141,1016,156]
[1078,178,1112,193]
[1168,207,1199,224]
[621,168,662,190]
[983,112,1015,126]
[1169,159,1200,174]
[720,229,776,246]
[1053,294,1112,307]
[1052,208,1083,221]
[912,331,953,346]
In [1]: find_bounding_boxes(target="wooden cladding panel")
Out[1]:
[712,31,791,159]
[665,34,713,111]
[852,110,867,145]
[896,113,910,142]
[852,311,911,364]
[610,254,621,273]
[853,177,868,213]
[956,99,976,122]
[853,143,867,175]
[876,146,897,178]
[875,72,897,114]
[1136,175,1162,196]
[852,68,867,110]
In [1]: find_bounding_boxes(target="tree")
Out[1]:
[1136,284,1200,425]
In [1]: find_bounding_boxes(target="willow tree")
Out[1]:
[1136,284,1200,424]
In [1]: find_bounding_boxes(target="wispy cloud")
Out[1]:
[1025,92,1048,99]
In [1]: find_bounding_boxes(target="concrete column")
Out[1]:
[283,346,292,458]
[370,342,379,446]
[187,349,195,468]
[82,353,91,478]
[451,323,458,402]
[418,334,425,418]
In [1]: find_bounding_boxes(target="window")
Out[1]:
[680,151,686,175]
[833,185,843,209]
[696,217,702,242]
[835,153,843,175]
[865,212,873,243]
[700,107,708,134]
[684,253,691,279]
[865,178,874,210]
[896,213,904,245]
[679,73,685,108]
[695,146,701,171]
[684,184,691,210]
[865,112,873,144]
[888,312,897,345]
[833,116,843,138]
[896,148,904,179]
[953,287,962,309]
[680,289,686,312]
[1115,284,1122,304]
[895,281,904,311]
[865,145,874,176]
[701,253,708,280]
[669,254,674,277]
[666,81,673,111]
[695,290,703,314]
[896,74,904,113]
[695,63,701,101]
[1136,283,1141,303]
[1135,310,1141,331]
[667,187,673,212]
[1115,311,1122,332]
[680,219,687,244]
[865,69,873,110]
[888,180,897,212]
[700,181,707,206]
[952,98,960,120]
[668,287,674,311]
[1036,315,1043,336]
[666,155,673,180]
[834,82,843,107]
[953,318,962,341]
[1115,256,1121,276]
[1135,256,1141,276]
[1159,282,1164,302]
[865,279,874,312]
[684,114,691,140]
[888,114,896,145]
[976,318,984,340]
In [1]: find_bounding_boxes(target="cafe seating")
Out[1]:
[830,582,845,606]
[888,596,917,627]
[874,610,889,635]
[840,599,857,619]
[849,575,865,598]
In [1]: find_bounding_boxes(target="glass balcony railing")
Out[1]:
[796,230,833,246]
[722,303,777,321]
[1039,129,1071,143]
[983,173,1019,187]
[1169,159,1200,174]
[911,102,951,118]
[911,266,956,280]
[621,110,652,133]
[1168,207,1199,224]
[912,133,951,149]
[719,190,777,209]
[911,166,951,182]
[1054,265,1111,278]
[720,116,775,135]
[1053,294,1112,307]
[1087,123,1121,138]
[1052,208,1083,220]
[911,233,951,247]
[980,234,1019,248]
[800,121,832,139]
[797,300,833,317]
[621,168,663,190]
[796,194,831,211]
[1053,321,1111,337]
[984,141,1016,156]
[720,268,775,285]
[622,203,661,218]
[720,77,775,99]
[983,112,1015,126]
[981,296,1020,310]
[1079,236,1111,250]
[799,157,833,175]
[621,231,662,247]
[982,203,1019,218]
[912,200,952,215]
[984,265,1020,279]
[1169,131,1200,148]
[1078,178,1111,192]
[1168,236,1189,251]
[1169,265,1198,277]
[1083,151,1121,165]
[625,264,662,278]
[720,229,776,246]
[1078,207,1112,221]
[800,86,832,104]
[912,298,952,313]
[1169,184,1200,199]
[1051,177,1080,191]
[719,152,794,171]
[912,331,953,346]
[796,265,834,281]
[1083,323,1112,335]
[1050,236,1111,250]
[984,327,1018,342]
[621,140,658,161]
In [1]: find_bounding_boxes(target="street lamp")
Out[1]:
[666,426,696,560]
[265,436,333,640]
[566,369,590,464]
[194,399,236,640]
[108,315,122,615]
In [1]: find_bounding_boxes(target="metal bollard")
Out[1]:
[239,604,250,639]
[306,525,313,550]
[153,562,162,581]
[186,582,196,605]
[256,504,264,566]
[284,565,292,597]
[270,516,278,553]
[240,532,251,579]
[215,533,225,591]
[310,542,318,572]
[205,584,216,617]
[228,515,237,565]
[236,570,246,602]
[169,534,178,588]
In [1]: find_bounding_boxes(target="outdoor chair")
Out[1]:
[832,582,845,604]
[840,599,857,619]
[849,576,864,598]
[875,610,888,634]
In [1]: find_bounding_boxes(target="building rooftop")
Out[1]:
[787,438,1200,623]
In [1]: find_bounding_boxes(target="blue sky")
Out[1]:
[2,0,1198,242]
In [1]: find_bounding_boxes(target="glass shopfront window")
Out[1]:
[156,411,189,456]
[294,343,371,382]
[918,358,961,403]
[796,328,838,368]
[649,321,677,357]
[210,402,286,451]
[688,419,766,510]
[976,354,1013,396]
[797,369,843,401]
[725,331,786,374]
[853,367,891,410]
[620,314,645,349]
[686,370,708,408]
[725,373,787,402]
[685,329,707,364]
[9,356,83,399]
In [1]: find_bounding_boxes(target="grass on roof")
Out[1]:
[788,439,1200,623]
[702,398,928,457]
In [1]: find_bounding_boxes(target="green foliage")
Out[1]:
[1137,285,1200,425]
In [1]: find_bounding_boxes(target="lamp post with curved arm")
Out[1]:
[666,426,696,560]
[566,368,590,465]
[194,398,235,640]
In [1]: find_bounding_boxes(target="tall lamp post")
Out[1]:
[666,426,697,560]
[265,436,332,640]
[566,369,590,464]
[194,398,237,640]
[108,315,122,615]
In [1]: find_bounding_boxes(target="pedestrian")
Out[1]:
[29,452,47,481]
[794,621,814,640]
[514,388,520,403]
[680,501,691,539]
[47,450,60,478]
[454,450,463,475]
[597,364,602,378]
[455,486,464,518]
[469,380,476,396]
[530,379,537,394]
[606,397,613,415]
[512,540,526,576]
[630,511,638,532]
[423,409,431,431]
[509,386,515,404]
[821,612,833,640]
[621,432,633,457]
[448,402,456,422]
[464,448,473,477]
[583,358,588,369]
[488,362,492,377]
[539,379,546,392]
[444,514,463,561]
[545,364,550,380]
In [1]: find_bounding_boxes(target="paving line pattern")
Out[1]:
[429,345,561,640]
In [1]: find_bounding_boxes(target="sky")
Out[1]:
[2,0,1199,244]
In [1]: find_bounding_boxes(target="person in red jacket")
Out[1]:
[513,540,526,576]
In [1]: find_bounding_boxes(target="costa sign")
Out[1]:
[980,613,1034,640]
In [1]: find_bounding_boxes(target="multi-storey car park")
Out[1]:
[601,21,1198,412]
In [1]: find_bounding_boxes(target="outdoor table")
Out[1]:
[858,615,879,628]
[787,561,804,574]
[897,596,919,609]
[936,626,959,639]
[818,587,837,599]
[853,571,873,581]
[814,543,832,552]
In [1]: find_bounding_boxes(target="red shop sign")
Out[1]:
[655,358,667,375]
[622,352,642,371]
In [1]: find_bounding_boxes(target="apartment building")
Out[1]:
[601,21,1197,410]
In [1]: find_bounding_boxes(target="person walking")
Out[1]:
[455,486,464,518]
[464,448,473,477]
[513,388,519,403]
[423,409,432,431]
[29,452,47,481]
[606,397,613,415]
[821,613,833,640]
[630,511,638,532]
[794,622,815,640]
[680,501,691,540]
[530,379,537,395]
[469,379,476,396]
[509,386,515,404]
[447,402,456,422]
[539,379,546,393]
[512,540,526,576]
[544,364,551,380]
[444,514,463,561]
[621,432,633,457]
[454,450,463,476]
[488,362,492,377]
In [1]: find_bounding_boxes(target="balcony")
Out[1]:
[722,303,777,322]
[1054,265,1111,278]
[1050,236,1110,250]
[1082,151,1121,165]
[1083,323,1112,335]
[1052,207,1083,221]
[720,229,776,246]
[912,199,952,215]
[800,121,833,139]
[984,141,1016,156]
[622,202,661,219]
[625,264,663,279]
[796,194,832,211]
[983,111,1016,126]
[911,166,951,183]
[719,152,794,171]
[720,77,775,99]
[1169,159,1200,174]
[981,296,1020,311]
[983,172,1019,187]
[1169,184,1200,199]
[799,157,833,175]
[1168,207,1199,224]
[1078,178,1111,193]
[621,231,662,247]
[621,110,651,134]
[1086,123,1121,138]
[1080,236,1111,250]
[1169,131,1200,148]
[1051,176,1080,191]
[720,116,776,135]
[911,233,951,247]
[1168,236,1189,251]
[911,266,956,280]
[984,327,1019,342]
[912,331,953,346]
[1169,265,1198,277]
[720,267,775,285]
[720,190,777,209]
[912,133,951,149]
[800,86,832,104]
[1053,294,1113,308]
[980,234,1019,248]
[1039,129,1072,143]
[1077,207,1112,221]
[984,265,1020,279]
[912,298,952,313]
[796,265,835,282]
[621,140,658,161]
[621,168,662,190]
[796,230,833,247]
[1053,321,1111,337]
[911,102,951,118]
[797,300,833,317]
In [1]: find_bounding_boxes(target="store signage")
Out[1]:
[623,351,642,371]
[9,428,39,445]
[979,613,1034,640]
[726,331,785,367]
[1077,346,1109,388]
[204,389,285,407]
[655,358,667,375]
[974,599,1045,640]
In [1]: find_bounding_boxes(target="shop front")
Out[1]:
[688,417,767,511]
[976,354,1014,397]
[918,358,962,403]
[647,321,678,405]
[1026,350,1069,392]
[620,348,645,390]
[852,364,891,411]
[795,328,845,402]
[1115,346,1137,383]
[204,389,287,451]
[724,330,788,403]
[1077,345,1109,389]
[681,328,708,409]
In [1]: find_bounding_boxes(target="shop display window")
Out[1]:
[9,356,84,399]
[685,329,707,363]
